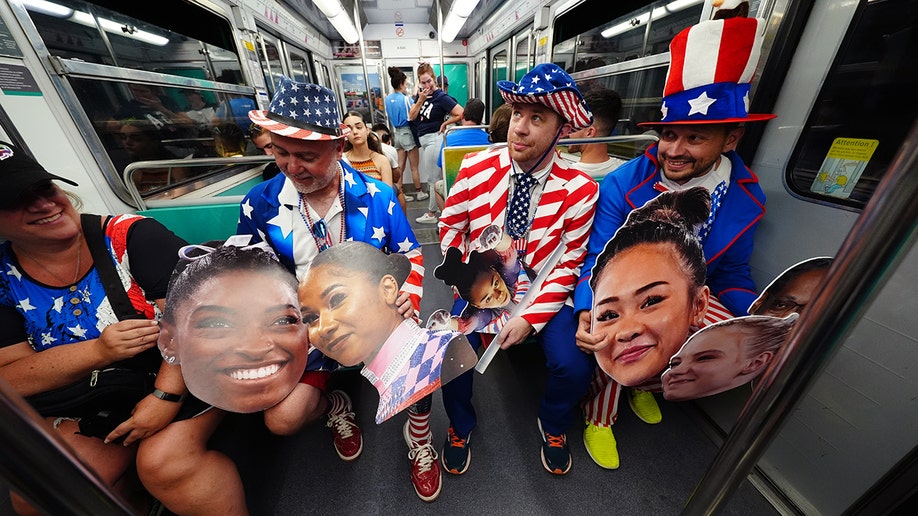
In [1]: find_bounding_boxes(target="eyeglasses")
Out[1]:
[763,297,806,315]
[311,219,332,252]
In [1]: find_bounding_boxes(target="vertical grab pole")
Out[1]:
[0,378,134,515]
[683,120,918,514]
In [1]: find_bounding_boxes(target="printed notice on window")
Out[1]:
[810,138,879,199]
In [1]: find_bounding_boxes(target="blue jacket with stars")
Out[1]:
[573,144,766,317]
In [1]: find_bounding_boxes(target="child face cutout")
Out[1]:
[164,271,307,413]
[592,243,707,387]
[299,265,400,367]
[662,325,751,401]
[469,269,511,309]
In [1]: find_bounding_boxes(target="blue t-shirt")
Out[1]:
[216,97,257,132]
[415,90,458,137]
[385,92,412,128]
[437,128,491,168]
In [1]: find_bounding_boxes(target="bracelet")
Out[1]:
[152,388,186,403]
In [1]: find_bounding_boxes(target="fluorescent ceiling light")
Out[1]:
[67,9,169,46]
[313,0,359,43]
[22,0,73,18]
[601,0,702,38]
[441,0,480,43]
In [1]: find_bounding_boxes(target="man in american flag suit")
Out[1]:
[573,17,777,470]
[238,77,441,502]
[438,63,598,476]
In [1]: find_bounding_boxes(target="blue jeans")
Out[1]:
[441,304,594,436]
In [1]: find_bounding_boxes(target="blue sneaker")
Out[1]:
[538,418,571,475]
[441,426,471,475]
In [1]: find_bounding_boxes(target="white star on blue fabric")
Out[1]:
[278,99,286,108]
[290,97,298,105]
[69,325,87,338]
[344,170,357,188]
[366,182,381,198]
[688,92,717,116]
[358,207,369,219]
[6,264,21,281]
[267,205,295,239]
[388,200,395,215]
[52,297,63,313]
[305,96,312,104]
[290,83,299,92]
[17,297,35,312]
[531,76,540,84]
[372,226,386,241]
[661,101,669,120]
[397,237,414,252]
[743,91,750,112]
[41,332,56,346]
[242,199,254,219]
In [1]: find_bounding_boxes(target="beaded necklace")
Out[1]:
[298,168,346,252]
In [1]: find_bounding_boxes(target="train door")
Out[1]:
[512,29,534,82]
[256,31,286,98]
[488,38,511,112]
[333,63,384,127]
[286,45,313,84]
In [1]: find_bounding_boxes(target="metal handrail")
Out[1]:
[123,155,274,209]
[0,378,133,515]
[683,119,918,513]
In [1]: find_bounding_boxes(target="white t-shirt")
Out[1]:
[567,157,627,180]
[381,143,399,170]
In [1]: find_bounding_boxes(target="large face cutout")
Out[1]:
[749,257,832,317]
[592,243,706,387]
[161,266,307,413]
[299,265,399,367]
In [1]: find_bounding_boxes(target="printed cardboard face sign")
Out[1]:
[159,237,307,413]
[661,314,798,401]
[300,241,476,423]
[749,257,833,317]
[430,225,534,335]
[661,257,831,402]
[589,188,711,387]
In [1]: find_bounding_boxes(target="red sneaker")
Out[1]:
[404,422,441,502]
[326,391,362,461]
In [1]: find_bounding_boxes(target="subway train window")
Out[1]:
[786,0,918,209]
[23,0,243,82]
[552,0,705,73]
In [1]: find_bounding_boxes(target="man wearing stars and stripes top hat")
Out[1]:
[572,16,777,471]
[437,63,599,476]
[238,77,443,502]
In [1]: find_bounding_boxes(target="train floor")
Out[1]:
[0,197,780,515]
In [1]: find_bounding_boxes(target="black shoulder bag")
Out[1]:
[25,215,159,438]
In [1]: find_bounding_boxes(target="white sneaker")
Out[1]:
[414,190,430,201]
[415,212,439,224]
[403,194,414,201]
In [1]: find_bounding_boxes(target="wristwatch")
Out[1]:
[152,388,186,403]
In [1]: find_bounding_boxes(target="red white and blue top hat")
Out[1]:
[498,64,593,130]
[249,76,350,140]
[642,17,777,125]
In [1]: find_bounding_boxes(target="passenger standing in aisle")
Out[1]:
[438,63,598,476]
[410,63,463,224]
[565,88,626,180]
[235,76,444,502]
[385,67,422,200]
[573,17,776,470]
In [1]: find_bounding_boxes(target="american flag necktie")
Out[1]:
[506,172,537,240]
[698,180,727,243]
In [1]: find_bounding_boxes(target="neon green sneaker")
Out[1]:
[583,421,619,469]
[629,389,662,424]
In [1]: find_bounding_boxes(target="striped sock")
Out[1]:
[327,390,351,417]
[406,395,432,444]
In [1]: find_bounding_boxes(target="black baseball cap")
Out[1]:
[0,142,78,209]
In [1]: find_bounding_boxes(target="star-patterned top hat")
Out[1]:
[497,63,593,130]
[248,76,350,140]
[641,17,777,126]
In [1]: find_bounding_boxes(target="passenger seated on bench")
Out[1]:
[118,120,188,191]
[433,98,491,212]
[566,88,627,179]
[237,77,442,502]
[487,103,512,144]
[574,17,775,470]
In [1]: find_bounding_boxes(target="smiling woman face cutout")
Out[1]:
[160,244,308,413]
